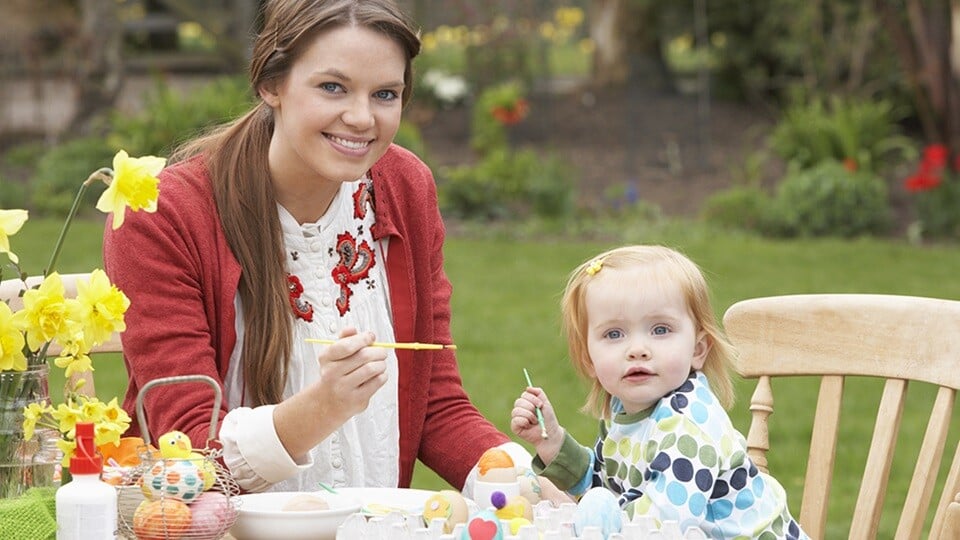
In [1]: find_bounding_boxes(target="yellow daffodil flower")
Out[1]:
[21,402,49,439]
[0,302,27,371]
[0,208,28,264]
[96,150,165,230]
[56,438,76,468]
[55,352,93,378]
[53,401,82,434]
[75,269,129,346]
[11,272,71,351]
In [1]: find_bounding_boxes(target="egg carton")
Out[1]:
[115,375,242,540]
[336,500,710,540]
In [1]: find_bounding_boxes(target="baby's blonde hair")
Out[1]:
[560,245,737,419]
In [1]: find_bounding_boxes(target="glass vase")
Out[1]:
[0,364,61,499]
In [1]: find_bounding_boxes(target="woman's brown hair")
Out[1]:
[171,0,421,406]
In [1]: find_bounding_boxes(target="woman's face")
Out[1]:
[261,24,406,188]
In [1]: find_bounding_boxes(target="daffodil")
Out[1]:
[0,208,28,264]
[21,402,49,440]
[75,268,129,345]
[11,272,73,351]
[96,150,166,230]
[52,401,83,434]
[0,302,27,371]
[54,352,93,379]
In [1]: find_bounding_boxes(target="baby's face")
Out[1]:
[583,267,707,414]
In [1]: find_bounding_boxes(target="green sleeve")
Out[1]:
[531,431,593,491]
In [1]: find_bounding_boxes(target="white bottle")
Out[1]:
[56,421,117,539]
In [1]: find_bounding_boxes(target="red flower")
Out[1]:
[922,144,948,168]
[905,172,942,192]
[490,99,529,125]
[904,144,952,192]
[842,157,858,172]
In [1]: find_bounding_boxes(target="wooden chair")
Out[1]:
[1,272,124,396]
[723,294,960,539]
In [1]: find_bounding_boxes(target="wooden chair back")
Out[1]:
[723,293,960,540]
[1,272,124,396]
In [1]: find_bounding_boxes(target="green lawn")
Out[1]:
[8,217,960,537]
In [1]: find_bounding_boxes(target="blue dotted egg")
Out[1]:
[573,487,623,538]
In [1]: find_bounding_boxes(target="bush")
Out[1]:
[438,148,574,221]
[769,96,915,173]
[109,75,254,156]
[30,137,116,216]
[701,186,773,233]
[393,121,428,163]
[768,161,891,237]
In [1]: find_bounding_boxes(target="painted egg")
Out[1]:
[460,509,504,540]
[139,458,205,503]
[507,517,533,535]
[517,469,542,504]
[422,489,469,533]
[188,451,218,491]
[133,498,193,540]
[494,494,533,521]
[478,466,517,484]
[477,448,515,477]
[573,487,623,538]
[185,491,235,539]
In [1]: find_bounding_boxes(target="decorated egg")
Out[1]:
[460,508,504,540]
[477,448,516,483]
[494,494,532,521]
[573,487,623,538]
[185,491,235,539]
[507,517,533,535]
[139,458,205,503]
[517,469,542,504]
[189,451,218,491]
[422,489,469,533]
[133,498,193,540]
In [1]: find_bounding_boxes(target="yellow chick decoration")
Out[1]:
[158,430,216,490]
[158,431,193,459]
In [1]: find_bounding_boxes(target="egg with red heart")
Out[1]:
[460,509,503,540]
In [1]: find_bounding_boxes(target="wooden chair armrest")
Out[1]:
[938,492,960,539]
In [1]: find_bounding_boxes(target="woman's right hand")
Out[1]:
[314,328,389,424]
[274,327,387,458]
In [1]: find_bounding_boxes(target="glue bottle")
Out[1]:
[56,421,117,539]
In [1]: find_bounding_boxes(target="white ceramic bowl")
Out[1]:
[229,491,362,540]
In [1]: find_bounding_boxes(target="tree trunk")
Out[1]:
[589,0,670,90]
[67,0,123,136]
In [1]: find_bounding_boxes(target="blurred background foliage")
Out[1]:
[1,0,959,242]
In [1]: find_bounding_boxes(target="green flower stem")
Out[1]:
[44,167,113,277]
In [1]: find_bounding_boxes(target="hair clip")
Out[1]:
[585,257,604,276]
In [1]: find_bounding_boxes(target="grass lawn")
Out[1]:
[8,217,960,537]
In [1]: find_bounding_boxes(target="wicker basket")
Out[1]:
[116,375,241,540]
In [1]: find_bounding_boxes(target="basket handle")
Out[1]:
[135,374,222,447]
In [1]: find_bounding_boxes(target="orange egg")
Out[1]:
[477,448,515,476]
[133,498,192,540]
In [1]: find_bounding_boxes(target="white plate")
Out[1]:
[334,487,437,516]
[230,491,362,540]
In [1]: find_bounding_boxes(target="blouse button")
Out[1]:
[310,241,322,251]
[332,457,343,469]
[321,297,331,307]
[328,322,337,333]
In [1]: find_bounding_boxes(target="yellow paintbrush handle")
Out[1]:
[305,339,457,350]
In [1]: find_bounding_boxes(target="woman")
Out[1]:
[104,0,533,496]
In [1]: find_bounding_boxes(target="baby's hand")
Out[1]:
[511,387,563,463]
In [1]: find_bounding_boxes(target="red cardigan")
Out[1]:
[103,144,508,489]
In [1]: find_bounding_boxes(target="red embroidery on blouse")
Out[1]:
[352,181,374,219]
[287,273,314,322]
[331,232,375,316]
